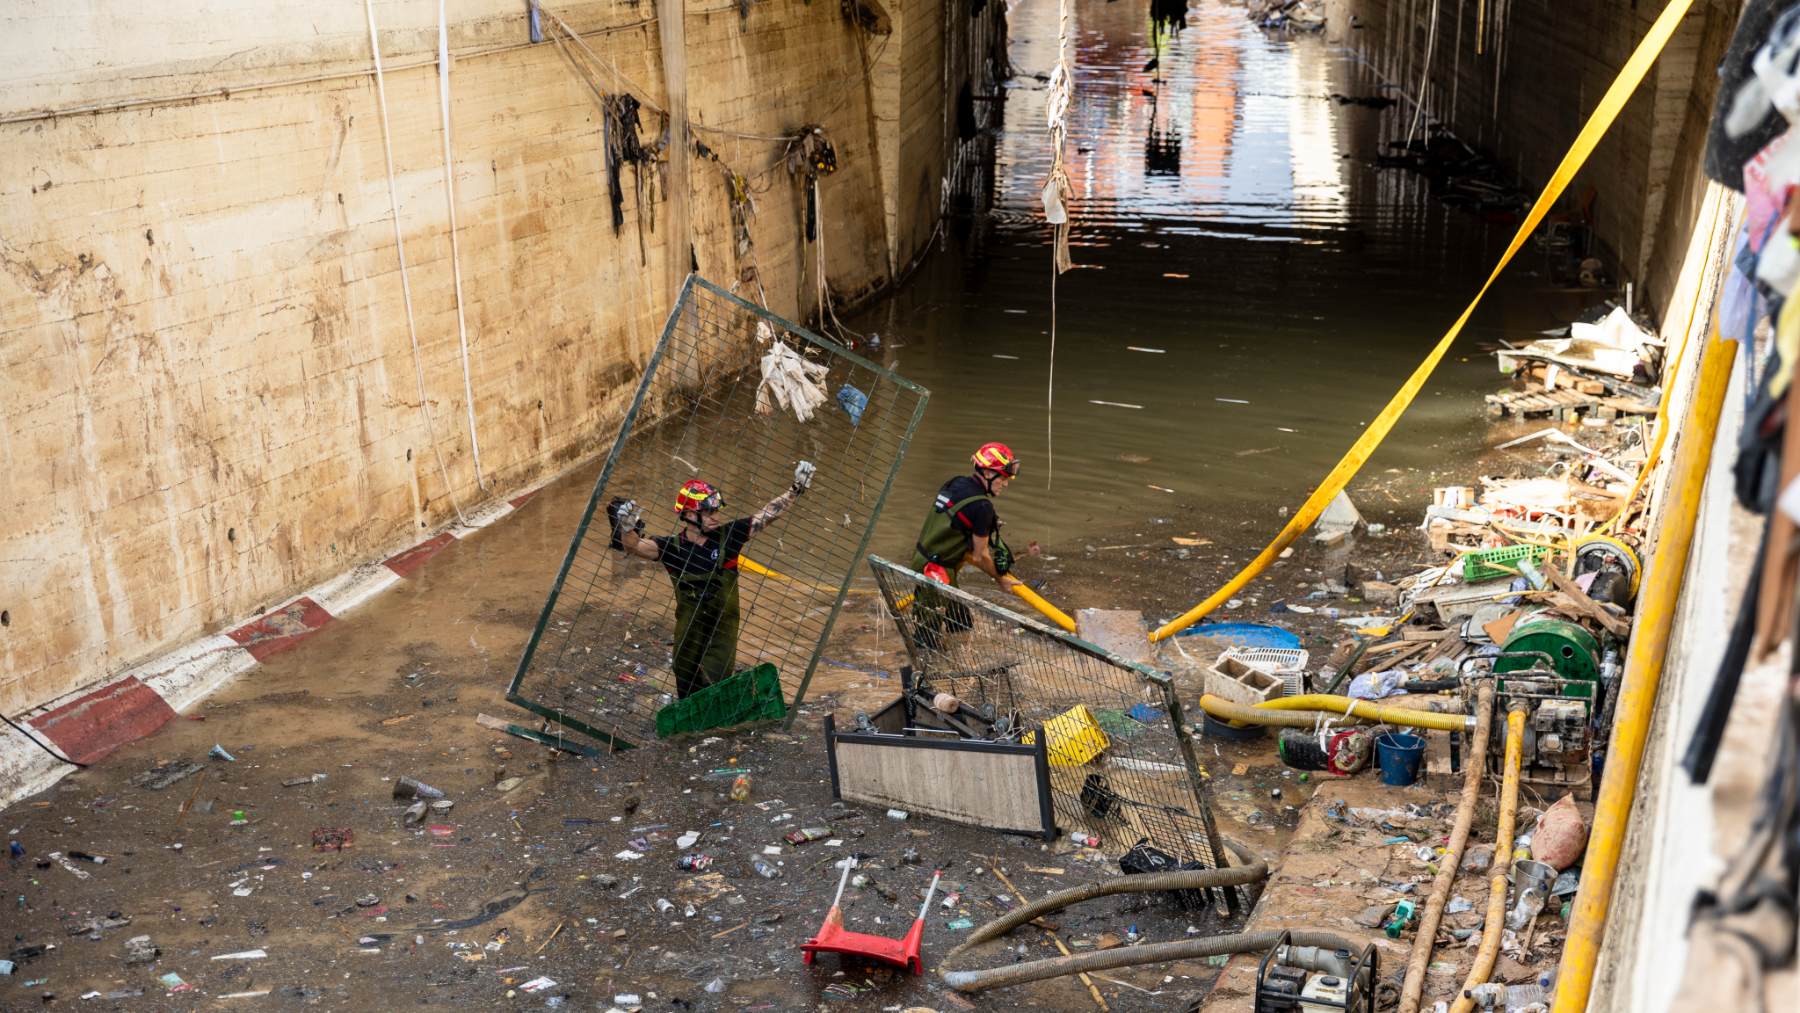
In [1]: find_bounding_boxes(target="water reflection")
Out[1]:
[856,0,1521,557]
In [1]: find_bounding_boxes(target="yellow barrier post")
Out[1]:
[1148,0,1698,643]
[1551,337,1738,1012]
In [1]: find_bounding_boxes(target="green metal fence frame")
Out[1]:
[504,276,929,748]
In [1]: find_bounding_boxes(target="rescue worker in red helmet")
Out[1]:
[911,442,1024,593]
[605,461,816,699]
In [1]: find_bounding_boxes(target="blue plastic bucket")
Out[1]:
[1376,732,1425,786]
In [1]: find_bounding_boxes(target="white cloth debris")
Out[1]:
[755,331,830,422]
[1348,670,1408,701]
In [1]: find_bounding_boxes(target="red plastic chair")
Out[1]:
[801,860,942,975]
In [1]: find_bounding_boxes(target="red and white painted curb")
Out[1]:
[2,488,542,810]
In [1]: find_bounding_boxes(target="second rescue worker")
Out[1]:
[911,442,1024,592]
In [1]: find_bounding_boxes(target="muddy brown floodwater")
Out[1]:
[4,2,1600,1011]
[0,453,1373,1012]
[853,0,1599,561]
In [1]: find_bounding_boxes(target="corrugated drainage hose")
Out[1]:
[1449,703,1526,1013]
[1399,683,1495,1013]
[945,838,1268,960]
[942,929,1359,993]
[939,838,1292,993]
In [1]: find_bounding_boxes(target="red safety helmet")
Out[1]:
[972,442,1020,477]
[675,479,724,514]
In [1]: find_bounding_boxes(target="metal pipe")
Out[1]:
[1450,704,1527,1013]
[1400,683,1495,1013]
[1553,337,1739,1012]
[942,930,1359,993]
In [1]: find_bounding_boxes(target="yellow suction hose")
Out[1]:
[1450,704,1526,1013]
[1198,695,1374,730]
[1236,693,1476,732]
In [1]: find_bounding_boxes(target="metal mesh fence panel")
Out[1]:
[507,277,928,748]
[867,556,1229,874]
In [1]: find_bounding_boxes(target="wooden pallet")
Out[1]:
[1485,386,1598,419]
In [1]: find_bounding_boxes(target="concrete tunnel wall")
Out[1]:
[1338,0,1744,319]
[0,0,996,719]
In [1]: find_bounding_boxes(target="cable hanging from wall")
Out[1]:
[364,0,468,527]
[435,0,488,492]
[1041,0,1076,488]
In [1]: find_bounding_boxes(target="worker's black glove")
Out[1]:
[790,460,817,496]
[606,497,643,551]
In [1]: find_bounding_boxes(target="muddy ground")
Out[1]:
[0,467,1456,1013]
[0,404,1582,1013]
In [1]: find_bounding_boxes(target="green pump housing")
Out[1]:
[1494,610,1604,698]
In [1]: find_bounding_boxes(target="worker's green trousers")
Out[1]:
[671,574,740,699]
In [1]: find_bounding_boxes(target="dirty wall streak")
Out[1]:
[0,0,983,717]
[1341,0,1741,318]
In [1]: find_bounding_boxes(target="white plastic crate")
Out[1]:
[1218,647,1309,696]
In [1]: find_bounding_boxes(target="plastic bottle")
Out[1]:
[751,857,781,879]
[1384,899,1418,939]
[730,774,752,802]
[1068,831,1099,847]
[1505,983,1550,1009]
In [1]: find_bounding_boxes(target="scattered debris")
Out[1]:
[311,827,354,852]
[123,935,159,965]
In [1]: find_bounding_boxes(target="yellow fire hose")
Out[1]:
[1552,336,1739,1012]
[1146,0,1696,643]
[1451,704,1526,1013]
[1011,582,1078,632]
[1198,694,1475,733]
[888,569,1079,633]
[737,556,865,594]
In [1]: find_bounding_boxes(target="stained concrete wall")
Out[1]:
[1339,0,1743,320]
[0,0,968,717]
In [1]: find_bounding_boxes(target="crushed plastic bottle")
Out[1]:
[730,774,752,802]
[751,857,782,879]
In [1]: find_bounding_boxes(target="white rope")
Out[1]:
[437,0,487,491]
[365,0,466,526]
[1041,0,1075,488]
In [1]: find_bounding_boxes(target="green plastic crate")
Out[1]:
[1462,544,1552,583]
[654,663,787,738]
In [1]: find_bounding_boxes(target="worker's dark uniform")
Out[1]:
[652,519,753,698]
[909,476,1013,646]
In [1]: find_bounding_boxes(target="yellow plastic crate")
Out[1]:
[1025,704,1111,767]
